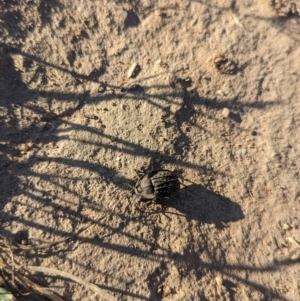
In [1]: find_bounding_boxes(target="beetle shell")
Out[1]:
[134,170,180,200]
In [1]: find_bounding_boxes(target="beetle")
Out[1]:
[134,169,180,201]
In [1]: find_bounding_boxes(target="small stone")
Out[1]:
[157,285,162,295]
[27,141,34,148]
[221,108,231,118]
[216,90,225,97]
[282,223,292,230]
[20,143,29,152]
[289,248,300,261]
[158,135,168,142]
[127,62,138,78]
[163,285,172,297]
[215,275,223,286]
[98,84,106,93]
[155,9,162,16]
[287,237,300,248]
[20,239,27,245]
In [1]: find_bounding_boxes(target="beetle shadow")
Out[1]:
[160,184,244,228]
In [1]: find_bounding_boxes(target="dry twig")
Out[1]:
[25,266,117,301]
[0,213,117,300]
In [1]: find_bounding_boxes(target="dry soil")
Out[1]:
[0,1,300,301]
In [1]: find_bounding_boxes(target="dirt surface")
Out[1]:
[1,0,300,300]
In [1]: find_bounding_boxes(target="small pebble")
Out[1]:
[155,59,162,65]
[158,135,168,142]
[263,164,270,172]
[216,90,225,96]
[215,275,223,286]
[20,143,28,151]
[289,248,300,261]
[221,108,231,118]
[98,84,106,93]
[127,62,138,78]
[163,285,172,297]
[282,223,292,230]
[155,9,163,16]
[287,237,300,248]
[20,143,30,153]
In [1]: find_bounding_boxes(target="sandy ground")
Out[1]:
[1,0,300,300]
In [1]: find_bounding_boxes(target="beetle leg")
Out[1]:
[134,169,145,176]
[181,178,195,185]
[141,198,155,206]
[161,209,172,221]
[179,181,188,188]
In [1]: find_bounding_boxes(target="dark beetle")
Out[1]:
[134,169,180,200]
